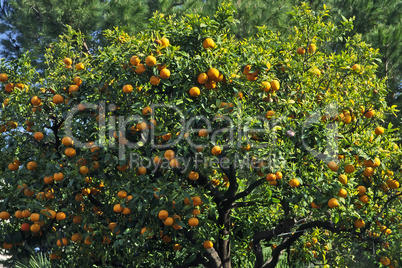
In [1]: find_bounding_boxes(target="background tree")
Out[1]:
[0,2,401,268]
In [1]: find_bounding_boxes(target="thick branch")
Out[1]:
[262,221,338,268]
[234,178,265,200]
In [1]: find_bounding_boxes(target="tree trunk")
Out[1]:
[218,204,231,268]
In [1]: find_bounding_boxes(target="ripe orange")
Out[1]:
[197,73,208,84]
[297,47,305,55]
[57,238,69,247]
[15,210,23,219]
[164,217,174,226]
[338,174,348,185]
[198,129,208,137]
[266,110,275,120]
[327,161,339,171]
[275,171,283,179]
[375,126,384,135]
[0,211,10,220]
[63,58,72,66]
[188,171,199,181]
[192,196,202,206]
[162,235,171,243]
[134,63,146,74]
[161,37,170,47]
[71,233,82,242]
[142,106,152,115]
[266,173,276,181]
[357,186,366,196]
[352,64,361,72]
[21,209,31,218]
[308,44,316,53]
[117,190,127,199]
[328,198,339,208]
[203,240,213,249]
[56,212,66,221]
[164,150,175,160]
[136,121,147,131]
[169,159,180,168]
[130,56,140,66]
[113,204,124,213]
[5,83,13,93]
[271,80,280,91]
[8,163,19,171]
[207,68,219,81]
[65,147,76,157]
[62,136,73,146]
[30,213,40,222]
[123,84,133,93]
[52,94,64,104]
[260,81,271,92]
[189,87,200,97]
[79,166,89,175]
[145,56,157,66]
[359,195,369,204]
[380,257,390,266]
[21,222,30,231]
[337,189,347,198]
[211,146,222,155]
[160,68,170,79]
[75,63,84,70]
[54,172,64,181]
[344,164,355,174]
[150,75,160,85]
[243,65,251,75]
[364,109,375,118]
[202,38,215,49]
[138,166,147,175]
[31,96,41,106]
[30,223,40,232]
[162,133,171,140]
[354,219,365,228]
[188,217,199,227]
[122,207,131,215]
[0,73,8,82]
[27,161,38,171]
[158,210,169,220]
[173,243,182,250]
[289,178,300,188]
[364,167,374,177]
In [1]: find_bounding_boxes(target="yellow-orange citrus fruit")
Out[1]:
[189,87,200,97]
[308,44,316,53]
[113,204,124,213]
[266,110,275,120]
[188,217,199,227]
[211,146,222,155]
[164,217,174,226]
[375,126,384,135]
[289,178,300,188]
[327,161,339,171]
[63,58,72,66]
[160,68,170,79]
[34,132,44,141]
[261,81,271,92]
[207,68,219,81]
[145,56,157,66]
[202,38,215,49]
[344,164,355,174]
[56,212,66,221]
[158,210,169,220]
[197,73,208,84]
[164,150,175,160]
[297,47,305,55]
[338,174,348,185]
[328,198,339,208]
[271,80,280,91]
[123,84,133,93]
[75,63,84,70]
[354,219,365,228]
[203,240,213,249]
[188,171,199,181]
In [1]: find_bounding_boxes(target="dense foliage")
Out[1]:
[0,2,401,268]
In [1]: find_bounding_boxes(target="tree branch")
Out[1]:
[234,178,265,201]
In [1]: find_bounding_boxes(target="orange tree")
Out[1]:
[0,2,401,268]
